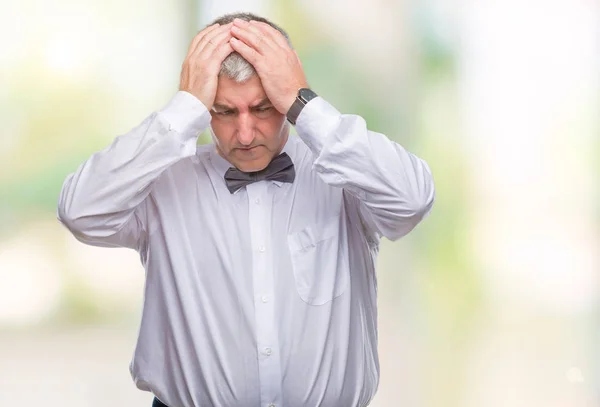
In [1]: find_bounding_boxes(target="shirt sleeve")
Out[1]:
[57,91,211,249]
[294,97,435,241]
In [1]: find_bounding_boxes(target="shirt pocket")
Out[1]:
[287,217,350,305]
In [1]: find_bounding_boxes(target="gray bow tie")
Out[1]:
[224,152,295,194]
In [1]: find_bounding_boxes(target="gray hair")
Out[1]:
[208,12,292,83]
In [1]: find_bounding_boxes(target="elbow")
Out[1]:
[413,183,435,221]
[57,205,80,232]
[56,174,110,239]
[57,199,89,239]
[57,177,87,236]
[413,159,436,219]
[57,183,77,232]
[56,185,103,241]
[56,203,124,247]
[57,174,82,234]
[56,173,135,248]
[408,166,436,225]
[384,183,436,242]
[57,202,113,240]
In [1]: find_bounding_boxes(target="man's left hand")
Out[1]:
[229,18,309,115]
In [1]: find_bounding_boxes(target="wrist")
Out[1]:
[286,87,318,125]
[283,92,298,116]
[160,91,211,136]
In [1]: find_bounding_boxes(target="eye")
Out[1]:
[252,106,274,117]
[217,110,235,116]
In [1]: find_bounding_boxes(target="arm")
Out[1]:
[57,22,235,249]
[228,20,434,242]
[294,98,435,241]
[57,92,209,249]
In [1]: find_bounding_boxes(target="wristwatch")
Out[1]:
[286,88,318,125]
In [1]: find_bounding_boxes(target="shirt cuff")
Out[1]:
[294,97,342,155]
[159,91,211,137]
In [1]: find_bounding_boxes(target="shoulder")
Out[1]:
[156,143,214,186]
[195,143,215,158]
[288,134,344,203]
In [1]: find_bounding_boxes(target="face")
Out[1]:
[210,75,289,172]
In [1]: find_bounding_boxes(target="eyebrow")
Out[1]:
[212,103,235,111]
[212,98,272,111]
[251,98,272,108]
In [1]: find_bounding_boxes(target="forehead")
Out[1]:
[214,75,267,107]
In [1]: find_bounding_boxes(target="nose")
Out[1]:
[235,112,256,146]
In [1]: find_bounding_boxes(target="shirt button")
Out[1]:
[263,347,272,356]
[258,245,265,252]
[268,404,275,407]
[255,198,261,204]
[261,295,269,303]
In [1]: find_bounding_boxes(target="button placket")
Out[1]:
[246,182,283,407]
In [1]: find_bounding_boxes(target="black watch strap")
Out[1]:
[286,88,318,125]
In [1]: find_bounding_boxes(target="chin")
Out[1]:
[235,158,270,173]
[230,147,273,172]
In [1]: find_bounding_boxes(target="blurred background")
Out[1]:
[1,0,598,406]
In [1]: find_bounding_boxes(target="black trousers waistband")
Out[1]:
[152,397,168,407]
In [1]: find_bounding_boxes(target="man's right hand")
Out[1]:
[179,23,234,109]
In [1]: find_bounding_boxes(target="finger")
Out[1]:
[214,41,234,65]
[230,37,261,65]
[186,23,220,58]
[195,23,232,55]
[230,25,270,53]
[197,27,232,57]
[231,21,276,53]
[195,23,233,56]
[249,21,290,49]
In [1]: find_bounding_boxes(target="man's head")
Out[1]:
[208,12,292,173]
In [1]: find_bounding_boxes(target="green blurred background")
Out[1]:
[0,0,598,406]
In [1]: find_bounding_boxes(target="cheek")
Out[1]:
[210,122,233,148]
[257,114,286,141]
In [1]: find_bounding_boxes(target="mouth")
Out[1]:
[237,146,261,151]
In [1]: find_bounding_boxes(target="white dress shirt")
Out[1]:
[57,91,435,407]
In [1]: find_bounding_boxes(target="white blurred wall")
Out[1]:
[460,0,599,405]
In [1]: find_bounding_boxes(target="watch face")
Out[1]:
[287,88,318,125]
[299,88,317,103]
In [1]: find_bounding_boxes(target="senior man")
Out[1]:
[58,11,435,407]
